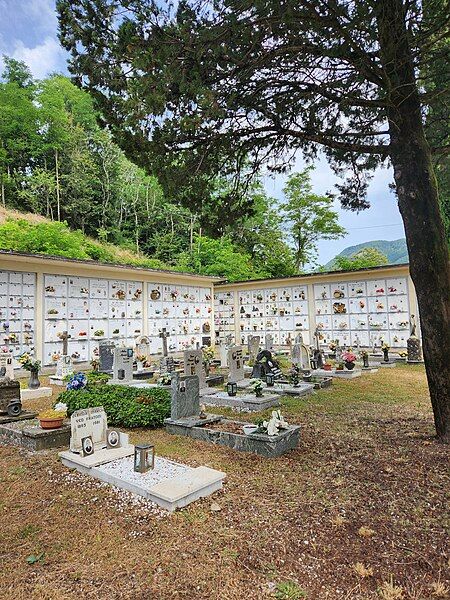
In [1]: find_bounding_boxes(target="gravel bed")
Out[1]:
[98,455,191,488]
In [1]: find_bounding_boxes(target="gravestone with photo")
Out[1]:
[0,354,14,380]
[0,378,36,424]
[111,347,134,383]
[49,331,74,385]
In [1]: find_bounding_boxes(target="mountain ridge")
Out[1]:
[324,238,408,268]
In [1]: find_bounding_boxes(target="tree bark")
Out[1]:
[55,148,61,221]
[378,0,450,441]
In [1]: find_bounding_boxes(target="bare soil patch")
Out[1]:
[0,366,448,599]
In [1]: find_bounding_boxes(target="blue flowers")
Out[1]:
[66,372,87,391]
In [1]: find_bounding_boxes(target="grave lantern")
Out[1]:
[134,444,155,473]
[266,372,275,387]
[226,381,237,397]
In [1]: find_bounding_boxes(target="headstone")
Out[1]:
[160,356,176,374]
[265,333,274,352]
[228,345,244,382]
[55,355,73,381]
[99,340,115,373]
[248,335,260,362]
[407,314,423,362]
[135,335,151,358]
[69,406,107,453]
[184,349,206,390]
[0,354,14,379]
[170,373,200,420]
[219,341,228,368]
[0,379,21,416]
[60,330,69,356]
[159,328,170,357]
[292,340,310,370]
[111,347,134,382]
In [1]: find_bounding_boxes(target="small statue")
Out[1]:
[410,314,417,337]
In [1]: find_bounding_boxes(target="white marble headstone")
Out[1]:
[228,345,244,381]
[55,355,73,379]
[0,354,14,379]
[184,349,206,389]
[70,406,107,453]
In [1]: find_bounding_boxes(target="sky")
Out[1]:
[0,0,407,267]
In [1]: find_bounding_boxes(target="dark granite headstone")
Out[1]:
[170,373,200,420]
[99,340,115,373]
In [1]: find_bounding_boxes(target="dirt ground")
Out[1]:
[0,365,448,600]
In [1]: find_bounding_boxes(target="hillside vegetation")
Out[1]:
[325,239,408,269]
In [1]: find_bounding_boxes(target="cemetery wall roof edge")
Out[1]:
[0,250,223,284]
[216,263,410,289]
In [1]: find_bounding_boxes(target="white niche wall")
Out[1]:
[237,284,310,345]
[43,274,143,365]
[314,276,410,348]
[147,283,212,353]
[0,270,36,367]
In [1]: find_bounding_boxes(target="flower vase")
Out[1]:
[255,388,263,398]
[28,368,41,389]
[383,349,389,363]
[344,361,355,371]
[136,361,144,371]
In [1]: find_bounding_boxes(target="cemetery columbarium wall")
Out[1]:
[214,264,419,350]
[0,252,218,368]
[0,252,419,370]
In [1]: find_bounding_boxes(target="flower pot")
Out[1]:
[323,364,332,371]
[243,425,258,436]
[28,369,41,389]
[255,389,263,397]
[39,417,64,430]
[136,361,144,371]
[345,361,355,371]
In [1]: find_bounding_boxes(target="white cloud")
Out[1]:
[10,36,66,79]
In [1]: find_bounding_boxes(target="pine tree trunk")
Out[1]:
[55,148,61,221]
[378,0,450,441]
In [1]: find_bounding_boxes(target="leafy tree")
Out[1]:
[228,183,296,278]
[177,235,262,281]
[1,56,33,89]
[0,73,39,206]
[281,168,346,270]
[57,0,450,440]
[331,248,388,272]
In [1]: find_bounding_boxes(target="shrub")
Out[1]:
[58,385,171,428]
[86,371,110,386]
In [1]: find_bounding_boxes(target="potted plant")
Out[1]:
[381,342,390,362]
[112,328,120,337]
[323,363,332,371]
[38,408,66,430]
[18,353,41,389]
[66,372,87,390]
[93,329,105,338]
[158,372,172,386]
[336,361,345,371]
[248,378,264,397]
[202,345,215,376]
[136,354,147,370]
[342,351,357,370]
[90,357,100,372]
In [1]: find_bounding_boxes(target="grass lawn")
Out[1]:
[0,365,448,599]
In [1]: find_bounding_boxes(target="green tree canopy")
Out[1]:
[281,168,346,270]
[331,247,388,272]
